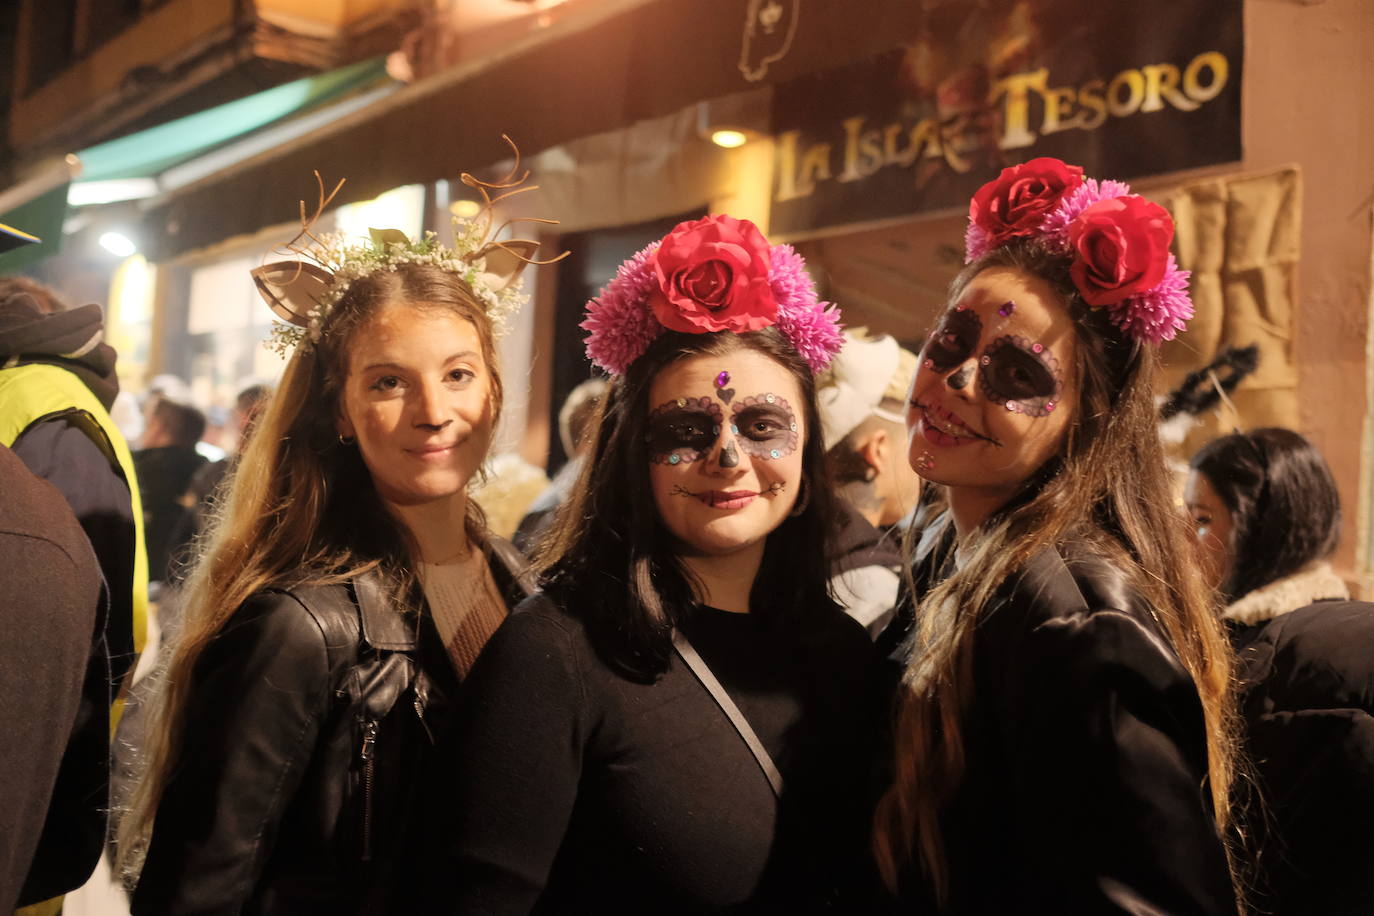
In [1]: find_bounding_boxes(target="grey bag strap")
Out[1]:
[672,629,784,798]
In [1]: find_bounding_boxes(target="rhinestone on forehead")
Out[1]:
[998,300,1016,318]
[715,371,730,388]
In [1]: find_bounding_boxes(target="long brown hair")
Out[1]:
[531,328,839,681]
[117,263,503,875]
[872,240,1245,903]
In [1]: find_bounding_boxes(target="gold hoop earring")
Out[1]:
[338,433,355,445]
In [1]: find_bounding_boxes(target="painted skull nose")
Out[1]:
[719,441,740,468]
[947,363,974,390]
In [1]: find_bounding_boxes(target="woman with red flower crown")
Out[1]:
[873,159,1247,914]
[430,215,880,913]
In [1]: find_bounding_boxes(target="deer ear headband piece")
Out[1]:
[252,135,566,356]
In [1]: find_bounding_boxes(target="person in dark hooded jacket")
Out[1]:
[0,277,148,903]
[1187,428,1374,916]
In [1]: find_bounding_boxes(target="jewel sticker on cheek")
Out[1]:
[976,335,1062,418]
[731,393,799,460]
[647,397,724,465]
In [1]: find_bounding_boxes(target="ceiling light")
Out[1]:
[99,231,137,257]
[711,129,748,149]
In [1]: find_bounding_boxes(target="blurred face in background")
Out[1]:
[1184,470,1234,591]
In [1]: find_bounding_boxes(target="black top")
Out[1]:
[437,593,878,914]
[1230,601,1374,916]
[892,542,1237,915]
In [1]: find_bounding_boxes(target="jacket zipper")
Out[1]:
[414,692,436,744]
[359,719,378,862]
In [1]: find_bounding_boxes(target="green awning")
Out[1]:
[0,185,69,273]
[75,56,389,183]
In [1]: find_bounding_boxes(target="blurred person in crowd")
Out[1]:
[817,331,922,636]
[876,160,1243,913]
[0,277,147,711]
[1188,428,1374,915]
[469,451,550,541]
[133,397,207,583]
[513,376,608,552]
[120,171,545,912]
[437,216,878,913]
[184,381,272,539]
[0,444,110,911]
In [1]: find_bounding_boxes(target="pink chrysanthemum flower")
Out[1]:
[581,242,663,375]
[768,245,844,372]
[1040,178,1134,251]
[1108,254,1193,344]
[964,221,993,263]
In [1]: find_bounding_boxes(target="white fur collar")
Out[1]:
[1223,562,1349,626]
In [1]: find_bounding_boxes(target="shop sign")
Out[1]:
[769,0,1243,236]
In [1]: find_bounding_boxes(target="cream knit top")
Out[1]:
[420,549,508,679]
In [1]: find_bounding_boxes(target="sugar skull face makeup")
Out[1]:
[977,334,1062,417]
[905,266,1079,503]
[647,397,725,466]
[731,393,799,461]
[646,349,806,559]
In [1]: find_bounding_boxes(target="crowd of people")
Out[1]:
[1,156,1371,916]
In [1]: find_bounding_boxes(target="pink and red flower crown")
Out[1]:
[964,157,1193,345]
[582,214,843,375]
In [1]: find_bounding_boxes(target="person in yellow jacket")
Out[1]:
[0,274,148,911]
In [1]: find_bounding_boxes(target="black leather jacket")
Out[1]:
[132,541,531,915]
[885,523,1237,915]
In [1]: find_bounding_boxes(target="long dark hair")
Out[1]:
[874,239,1244,904]
[1191,428,1341,603]
[533,328,838,680]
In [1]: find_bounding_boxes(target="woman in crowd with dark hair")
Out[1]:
[1188,428,1374,915]
[438,215,877,913]
[119,167,547,913]
[874,159,1245,914]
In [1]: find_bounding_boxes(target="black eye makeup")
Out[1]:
[730,393,799,460]
[923,307,983,373]
[976,334,1062,417]
[647,397,725,465]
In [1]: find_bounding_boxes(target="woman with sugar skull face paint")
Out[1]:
[875,160,1248,914]
[434,215,880,914]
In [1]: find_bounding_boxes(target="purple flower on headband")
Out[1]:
[581,243,662,376]
[1039,178,1134,251]
[1107,254,1193,344]
[768,244,843,372]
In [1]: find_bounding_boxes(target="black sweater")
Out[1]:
[438,593,878,914]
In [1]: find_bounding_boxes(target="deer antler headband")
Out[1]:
[252,136,568,356]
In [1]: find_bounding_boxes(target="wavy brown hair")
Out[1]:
[117,263,502,876]
[872,240,1246,905]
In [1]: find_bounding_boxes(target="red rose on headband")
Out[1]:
[1067,196,1175,307]
[648,215,778,334]
[969,157,1085,245]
